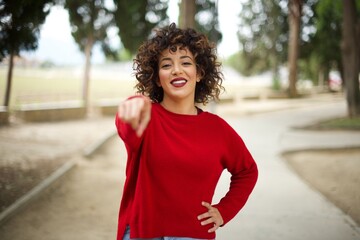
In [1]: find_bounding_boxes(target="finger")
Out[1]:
[129,99,140,120]
[198,201,224,230]
[197,212,211,221]
[119,101,132,121]
[200,217,219,233]
[198,202,214,219]
[141,96,151,113]
[200,217,215,226]
[208,224,218,233]
[128,100,141,130]
[198,202,213,220]
[202,201,212,210]
[136,116,149,137]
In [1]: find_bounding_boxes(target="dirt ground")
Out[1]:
[282,148,360,226]
[0,117,115,213]
[0,136,126,240]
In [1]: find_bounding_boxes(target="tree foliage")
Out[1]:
[236,0,288,79]
[64,0,115,59]
[194,0,222,45]
[113,0,169,55]
[179,0,222,45]
[234,0,339,86]
[64,0,115,109]
[0,0,54,107]
[298,0,342,85]
[0,0,53,60]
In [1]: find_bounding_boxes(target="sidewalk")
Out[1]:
[0,93,359,240]
[215,97,360,239]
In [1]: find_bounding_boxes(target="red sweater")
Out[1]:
[115,103,258,239]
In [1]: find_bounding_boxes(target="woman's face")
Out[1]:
[157,46,199,103]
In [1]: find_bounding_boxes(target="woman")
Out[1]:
[116,23,258,240]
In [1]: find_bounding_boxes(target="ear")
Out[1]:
[196,73,203,82]
[197,68,205,82]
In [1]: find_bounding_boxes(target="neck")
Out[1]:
[160,98,197,115]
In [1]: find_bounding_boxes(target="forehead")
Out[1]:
[159,46,194,59]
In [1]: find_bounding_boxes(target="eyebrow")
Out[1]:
[159,55,193,63]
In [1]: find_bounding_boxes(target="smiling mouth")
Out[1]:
[170,78,187,87]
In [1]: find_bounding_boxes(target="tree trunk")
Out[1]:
[83,37,93,112]
[287,0,302,98]
[337,59,345,90]
[341,0,360,117]
[4,52,14,107]
[271,55,280,91]
[357,21,360,69]
[179,0,196,29]
[322,64,330,90]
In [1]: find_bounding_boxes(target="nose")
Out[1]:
[171,63,182,75]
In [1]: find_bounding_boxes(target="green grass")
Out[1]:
[317,117,360,130]
[0,66,136,108]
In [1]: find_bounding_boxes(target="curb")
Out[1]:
[280,146,360,234]
[83,129,117,158]
[0,160,76,225]
[0,129,117,226]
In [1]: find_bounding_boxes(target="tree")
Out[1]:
[179,0,222,45]
[341,0,360,117]
[315,0,342,85]
[236,0,324,92]
[0,0,54,107]
[298,0,342,88]
[237,0,288,85]
[113,0,169,55]
[64,0,115,110]
[287,0,303,97]
[179,0,195,29]
[195,0,222,44]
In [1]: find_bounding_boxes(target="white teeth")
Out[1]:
[172,80,186,84]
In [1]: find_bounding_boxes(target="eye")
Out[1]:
[161,63,171,69]
[182,61,192,66]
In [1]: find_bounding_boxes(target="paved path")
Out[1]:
[1,96,360,240]
[215,100,360,240]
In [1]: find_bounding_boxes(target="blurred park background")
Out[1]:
[0,0,360,239]
[0,0,359,120]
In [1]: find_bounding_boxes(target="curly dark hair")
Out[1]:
[133,23,224,104]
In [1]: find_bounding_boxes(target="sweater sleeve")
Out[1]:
[214,122,258,225]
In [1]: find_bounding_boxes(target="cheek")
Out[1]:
[158,71,167,86]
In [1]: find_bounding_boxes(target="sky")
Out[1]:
[25,1,242,66]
